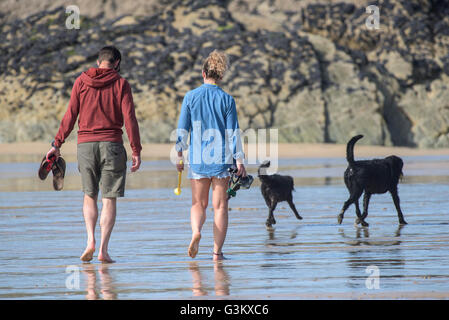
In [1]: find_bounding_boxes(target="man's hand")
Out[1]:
[46,147,60,160]
[131,155,141,172]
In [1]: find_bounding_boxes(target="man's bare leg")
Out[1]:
[80,194,98,262]
[98,197,116,263]
[82,264,98,300]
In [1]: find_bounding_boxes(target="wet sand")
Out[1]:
[1,184,449,299]
[2,141,449,162]
[1,148,449,299]
[1,151,449,192]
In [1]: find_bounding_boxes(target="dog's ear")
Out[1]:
[258,160,270,176]
[260,160,271,168]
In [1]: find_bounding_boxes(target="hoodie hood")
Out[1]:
[80,67,121,88]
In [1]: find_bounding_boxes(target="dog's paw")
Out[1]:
[337,214,343,224]
[361,220,369,227]
[266,218,276,227]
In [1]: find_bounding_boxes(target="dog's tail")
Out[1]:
[346,135,364,166]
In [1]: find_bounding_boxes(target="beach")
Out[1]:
[1,142,449,299]
[1,0,449,304]
[3,142,449,161]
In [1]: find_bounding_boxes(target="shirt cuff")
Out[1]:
[175,138,189,152]
[53,139,62,148]
[233,151,245,160]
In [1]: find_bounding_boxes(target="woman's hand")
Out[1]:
[236,163,247,177]
[176,156,184,172]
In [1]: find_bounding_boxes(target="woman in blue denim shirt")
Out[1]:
[175,50,246,261]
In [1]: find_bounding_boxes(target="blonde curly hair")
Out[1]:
[202,50,229,81]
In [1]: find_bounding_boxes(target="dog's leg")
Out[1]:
[361,193,371,220]
[390,189,407,225]
[338,190,362,224]
[355,193,370,227]
[263,196,273,227]
[266,201,278,228]
[354,198,368,226]
[287,199,302,220]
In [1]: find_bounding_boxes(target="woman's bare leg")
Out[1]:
[211,177,230,261]
[189,178,211,258]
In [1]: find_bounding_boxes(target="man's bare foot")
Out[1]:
[80,244,95,262]
[98,252,115,263]
[188,232,201,258]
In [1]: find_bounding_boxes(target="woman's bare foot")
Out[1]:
[213,252,225,261]
[80,243,95,262]
[188,232,201,258]
[98,252,115,263]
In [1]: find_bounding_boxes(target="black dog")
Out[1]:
[338,135,407,227]
[258,160,302,228]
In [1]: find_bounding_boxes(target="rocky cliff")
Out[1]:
[0,0,448,147]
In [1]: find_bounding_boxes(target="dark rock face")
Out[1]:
[0,0,448,147]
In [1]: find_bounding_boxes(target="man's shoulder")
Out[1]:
[115,76,131,90]
[74,73,83,83]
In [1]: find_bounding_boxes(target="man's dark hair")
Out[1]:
[98,46,121,71]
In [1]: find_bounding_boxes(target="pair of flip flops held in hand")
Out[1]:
[38,154,66,191]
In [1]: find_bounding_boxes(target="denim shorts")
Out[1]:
[188,167,231,180]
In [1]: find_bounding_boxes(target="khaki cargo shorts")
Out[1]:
[77,141,127,198]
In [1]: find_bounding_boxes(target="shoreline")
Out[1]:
[1,142,449,162]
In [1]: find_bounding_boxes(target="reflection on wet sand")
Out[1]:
[338,225,404,247]
[214,263,230,296]
[82,264,117,300]
[265,223,301,240]
[189,262,230,297]
[340,226,406,290]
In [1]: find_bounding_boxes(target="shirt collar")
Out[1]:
[203,83,219,88]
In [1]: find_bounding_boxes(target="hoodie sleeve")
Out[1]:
[54,77,81,148]
[121,80,142,157]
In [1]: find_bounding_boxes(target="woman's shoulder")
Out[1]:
[185,85,235,104]
[184,85,205,99]
[181,88,197,106]
[223,92,236,108]
[216,86,235,104]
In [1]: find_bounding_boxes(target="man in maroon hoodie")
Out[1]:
[46,46,142,263]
